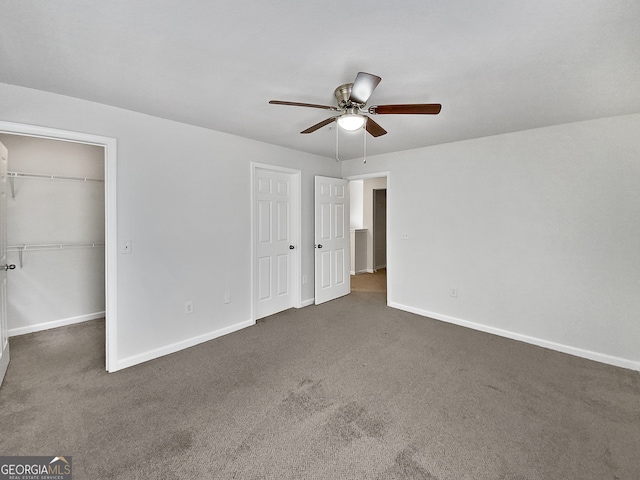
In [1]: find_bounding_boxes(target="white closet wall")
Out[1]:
[0,134,105,335]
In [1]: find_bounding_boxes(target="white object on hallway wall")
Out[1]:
[349,179,363,229]
[350,229,367,275]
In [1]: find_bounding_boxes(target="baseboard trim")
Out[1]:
[9,311,106,337]
[114,318,254,372]
[300,298,314,308]
[388,301,640,372]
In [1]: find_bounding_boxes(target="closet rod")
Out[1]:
[7,243,105,251]
[8,171,104,183]
[7,243,105,268]
[8,171,104,199]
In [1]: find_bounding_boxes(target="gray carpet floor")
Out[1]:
[1,271,639,479]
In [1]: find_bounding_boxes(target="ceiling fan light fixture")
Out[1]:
[337,113,365,131]
[270,71,441,138]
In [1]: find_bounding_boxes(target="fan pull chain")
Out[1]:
[334,123,367,163]
[363,124,367,164]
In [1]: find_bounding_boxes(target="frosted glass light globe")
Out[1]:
[337,114,365,131]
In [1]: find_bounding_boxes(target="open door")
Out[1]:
[0,140,11,386]
[314,176,350,304]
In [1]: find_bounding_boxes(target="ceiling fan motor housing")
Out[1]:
[335,83,356,108]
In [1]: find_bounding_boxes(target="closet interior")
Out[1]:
[0,134,105,336]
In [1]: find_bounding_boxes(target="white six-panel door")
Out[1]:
[254,168,298,319]
[315,176,350,305]
[0,140,10,386]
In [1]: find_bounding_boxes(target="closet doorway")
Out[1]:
[0,121,117,373]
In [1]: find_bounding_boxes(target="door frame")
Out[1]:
[250,162,302,321]
[345,171,390,302]
[0,121,118,372]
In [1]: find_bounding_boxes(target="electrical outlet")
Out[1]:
[185,301,194,314]
[122,240,132,254]
[224,293,231,304]
[302,275,307,284]
[400,233,409,240]
[450,287,458,298]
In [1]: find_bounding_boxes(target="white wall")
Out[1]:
[0,134,105,335]
[342,114,640,370]
[349,179,363,229]
[0,82,341,370]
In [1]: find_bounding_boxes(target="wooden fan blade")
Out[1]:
[369,104,442,115]
[301,117,338,134]
[365,117,387,137]
[349,72,382,105]
[270,100,339,111]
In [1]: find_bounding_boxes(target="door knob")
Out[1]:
[3,264,16,271]
[317,244,323,249]
[289,245,295,250]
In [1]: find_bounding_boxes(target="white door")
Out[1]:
[0,140,11,386]
[315,176,350,304]
[254,168,298,319]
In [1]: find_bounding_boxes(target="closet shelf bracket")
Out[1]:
[14,246,24,268]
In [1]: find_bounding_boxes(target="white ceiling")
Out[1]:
[1,0,639,160]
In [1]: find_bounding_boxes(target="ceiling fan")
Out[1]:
[269,72,441,137]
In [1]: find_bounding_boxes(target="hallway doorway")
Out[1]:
[347,173,389,299]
